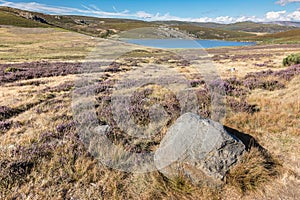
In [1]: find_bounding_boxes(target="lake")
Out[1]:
[125,39,256,49]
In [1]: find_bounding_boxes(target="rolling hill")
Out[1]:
[264,21,300,28]
[156,21,297,33]
[0,6,298,41]
[0,6,155,37]
[254,29,300,44]
[219,21,296,33]
[171,24,255,40]
[0,8,50,28]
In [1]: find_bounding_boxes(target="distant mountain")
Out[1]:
[0,6,154,37]
[264,21,300,28]
[154,21,225,29]
[0,6,298,41]
[220,21,296,33]
[156,21,297,33]
[0,6,252,39]
[169,24,255,40]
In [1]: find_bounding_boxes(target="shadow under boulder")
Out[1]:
[154,112,277,186]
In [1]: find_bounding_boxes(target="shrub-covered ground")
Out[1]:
[0,27,300,199]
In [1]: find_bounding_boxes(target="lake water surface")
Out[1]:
[125,39,256,49]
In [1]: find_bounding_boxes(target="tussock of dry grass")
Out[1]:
[226,148,279,193]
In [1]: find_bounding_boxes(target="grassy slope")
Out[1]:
[0,6,268,40]
[255,29,300,44]
[0,10,50,28]
[0,6,156,37]
[156,21,296,33]
[0,26,99,63]
[221,21,296,33]
[236,29,300,44]
[32,14,156,37]
[172,24,255,40]
[1,6,299,43]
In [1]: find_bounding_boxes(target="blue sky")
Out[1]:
[0,0,300,23]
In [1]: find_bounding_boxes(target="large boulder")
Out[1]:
[154,112,245,184]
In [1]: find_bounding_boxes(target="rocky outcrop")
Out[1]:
[155,112,245,184]
[19,12,47,24]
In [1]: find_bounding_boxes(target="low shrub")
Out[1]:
[283,53,300,66]
[0,106,16,121]
[0,160,34,190]
[243,78,285,91]
[227,97,259,114]
[4,67,20,73]
[0,121,12,132]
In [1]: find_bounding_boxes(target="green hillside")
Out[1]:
[221,21,296,33]
[0,9,50,28]
[0,6,154,37]
[156,21,296,33]
[255,29,300,44]
[172,24,255,40]
[0,6,298,42]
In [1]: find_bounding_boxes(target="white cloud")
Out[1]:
[276,0,300,6]
[0,1,77,13]
[265,10,300,21]
[266,10,287,20]
[136,11,153,19]
[287,10,300,20]
[0,0,299,23]
[215,16,235,23]
[0,1,132,17]
[236,16,264,22]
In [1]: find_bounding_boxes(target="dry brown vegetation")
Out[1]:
[0,26,99,63]
[0,27,299,199]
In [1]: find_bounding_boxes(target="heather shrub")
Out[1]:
[242,65,300,91]
[210,78,248,97]
[56,121,76,134]
[0,159,34,190]
[0,121,12,133]
[129,85,180,126]
[195,86,211,118]
[227,97,259,114]
[0,139,59,191]
[0,62,82,84]
[243,78,285,91]
[0,106,17,121]
[274,64,300,81]
[283,53,300,66]
[190,79,204,87]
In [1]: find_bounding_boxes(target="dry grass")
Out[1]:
[210,44,300,79]
[0,27,299,199]
[226,148,279,193]
[223,74,300,199]
[0,27,99,63]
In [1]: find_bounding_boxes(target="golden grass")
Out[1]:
[0,27,100,63]
[222,75,300,199]
[0,30,300,199]
[226,148,279,193]
[211,45,300,79]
